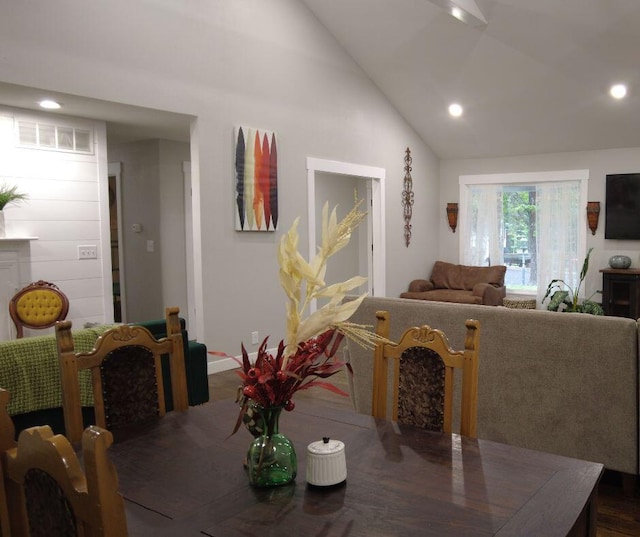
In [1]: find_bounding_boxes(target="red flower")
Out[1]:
[229,329,351,436]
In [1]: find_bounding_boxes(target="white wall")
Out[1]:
[107,139,190,323]
[440,147,640,301]
[158,140,189,320]
[107,140,163,322]
[0,106,108,335]
[0,0,438,358]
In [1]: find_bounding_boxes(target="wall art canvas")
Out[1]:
[235,126,278,231]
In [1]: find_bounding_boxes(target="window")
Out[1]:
[459,170,588,304]
[16,120,93,154]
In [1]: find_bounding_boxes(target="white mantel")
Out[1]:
[0,238,37,340]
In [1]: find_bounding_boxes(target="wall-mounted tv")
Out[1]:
[605,173,640,240]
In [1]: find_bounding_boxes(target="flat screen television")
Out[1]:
[605,173,640,240]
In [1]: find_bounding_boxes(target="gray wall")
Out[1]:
[108,139,189,323]
[0,0,439,358]
[439,147,640,301]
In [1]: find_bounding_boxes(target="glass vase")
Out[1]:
[246,405,297,487]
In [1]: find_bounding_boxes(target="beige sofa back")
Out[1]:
[345,296,639,475]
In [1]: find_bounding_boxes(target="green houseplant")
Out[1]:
[0,183,28,210]
[542,247,604,315]
[0,183,29,237]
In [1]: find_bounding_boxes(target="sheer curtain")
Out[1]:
[461,185,503,266]
[535,181,581,305]
[460,170,587,306]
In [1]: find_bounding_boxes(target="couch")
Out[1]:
[343,296,639,478]
[2,317,208,437]
[400,261,506,306]
[136,316,209,411]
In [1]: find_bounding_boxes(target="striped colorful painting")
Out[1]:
[235,126,278,231]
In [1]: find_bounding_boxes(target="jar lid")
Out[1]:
[307,436,344,455]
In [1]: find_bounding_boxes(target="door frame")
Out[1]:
[306,157,385,310]
[107,162,126,322]
[183,161,195,332]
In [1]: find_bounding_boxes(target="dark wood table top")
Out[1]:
[108,400,603,537]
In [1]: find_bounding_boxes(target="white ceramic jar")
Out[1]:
[306,437,347,487]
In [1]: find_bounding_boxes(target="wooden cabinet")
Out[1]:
[600,268,640,319]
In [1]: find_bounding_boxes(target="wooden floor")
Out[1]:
[208,369,640,537]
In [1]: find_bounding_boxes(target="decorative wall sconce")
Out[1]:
[446,203,459,233]
[586,201,600,235]
[401,147,414,247]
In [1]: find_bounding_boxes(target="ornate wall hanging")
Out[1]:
[401,147,414,247]
[446,203,459,233]
[586,201,600,235]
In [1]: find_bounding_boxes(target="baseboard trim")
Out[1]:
[207,347,279,375]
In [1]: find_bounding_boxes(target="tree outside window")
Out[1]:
[459,170,588,305]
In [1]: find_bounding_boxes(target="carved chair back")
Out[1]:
[2,423,128,536]
[56,307,188,443]
[373,310,480,438]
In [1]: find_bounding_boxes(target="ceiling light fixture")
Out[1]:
[451,7,463,20]
[428,0,487,28]
[448,103,463,117]
[609,84,627,99]
[39,99,61,110]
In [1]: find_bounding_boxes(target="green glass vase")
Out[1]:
[246,405,297,487]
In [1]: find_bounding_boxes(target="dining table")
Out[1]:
[108,399,604,537]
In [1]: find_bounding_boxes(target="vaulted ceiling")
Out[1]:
[300,0,640,160]
[3,1,639,160]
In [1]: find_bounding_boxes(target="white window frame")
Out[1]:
[459,169,589,298]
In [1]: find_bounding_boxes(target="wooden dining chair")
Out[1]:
[372,310,481,438]
[56,306,189,443]
[9,280,69,338]
[0,388,15,537]
[2,423,128,536]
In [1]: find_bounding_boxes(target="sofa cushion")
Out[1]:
[430,261,506,291]
[400,289,481,304]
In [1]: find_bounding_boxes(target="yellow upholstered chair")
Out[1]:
[9,280,69,338]
[56,307,189,443]
[2,423,128,536]
[373,310,480,438]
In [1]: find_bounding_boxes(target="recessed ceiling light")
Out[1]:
[448,103,463,117]
[451,7,464,20]
[609,84,627,99]
[39,99,61,110]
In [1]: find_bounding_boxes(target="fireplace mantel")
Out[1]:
[0,238,38,339]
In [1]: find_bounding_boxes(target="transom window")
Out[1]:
[16,119,93,154]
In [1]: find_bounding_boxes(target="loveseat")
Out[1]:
[344,296,639,479]
[1,316,208,437]
[400,261,506,306]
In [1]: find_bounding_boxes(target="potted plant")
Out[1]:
[542,247,604,315]
[0,183,29,237]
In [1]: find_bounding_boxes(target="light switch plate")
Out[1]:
[78,245,97,259]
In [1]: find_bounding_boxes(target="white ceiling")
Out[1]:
[3,1,640,160]
[301,0,640,159]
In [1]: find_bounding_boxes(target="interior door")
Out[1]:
[314,172,370,308]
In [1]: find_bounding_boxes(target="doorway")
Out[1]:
[306,157,385,312]
[108,162,125,322]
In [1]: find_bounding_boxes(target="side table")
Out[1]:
[600,268,640,319]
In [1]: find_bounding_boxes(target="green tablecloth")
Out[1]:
[0,325,116,416]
